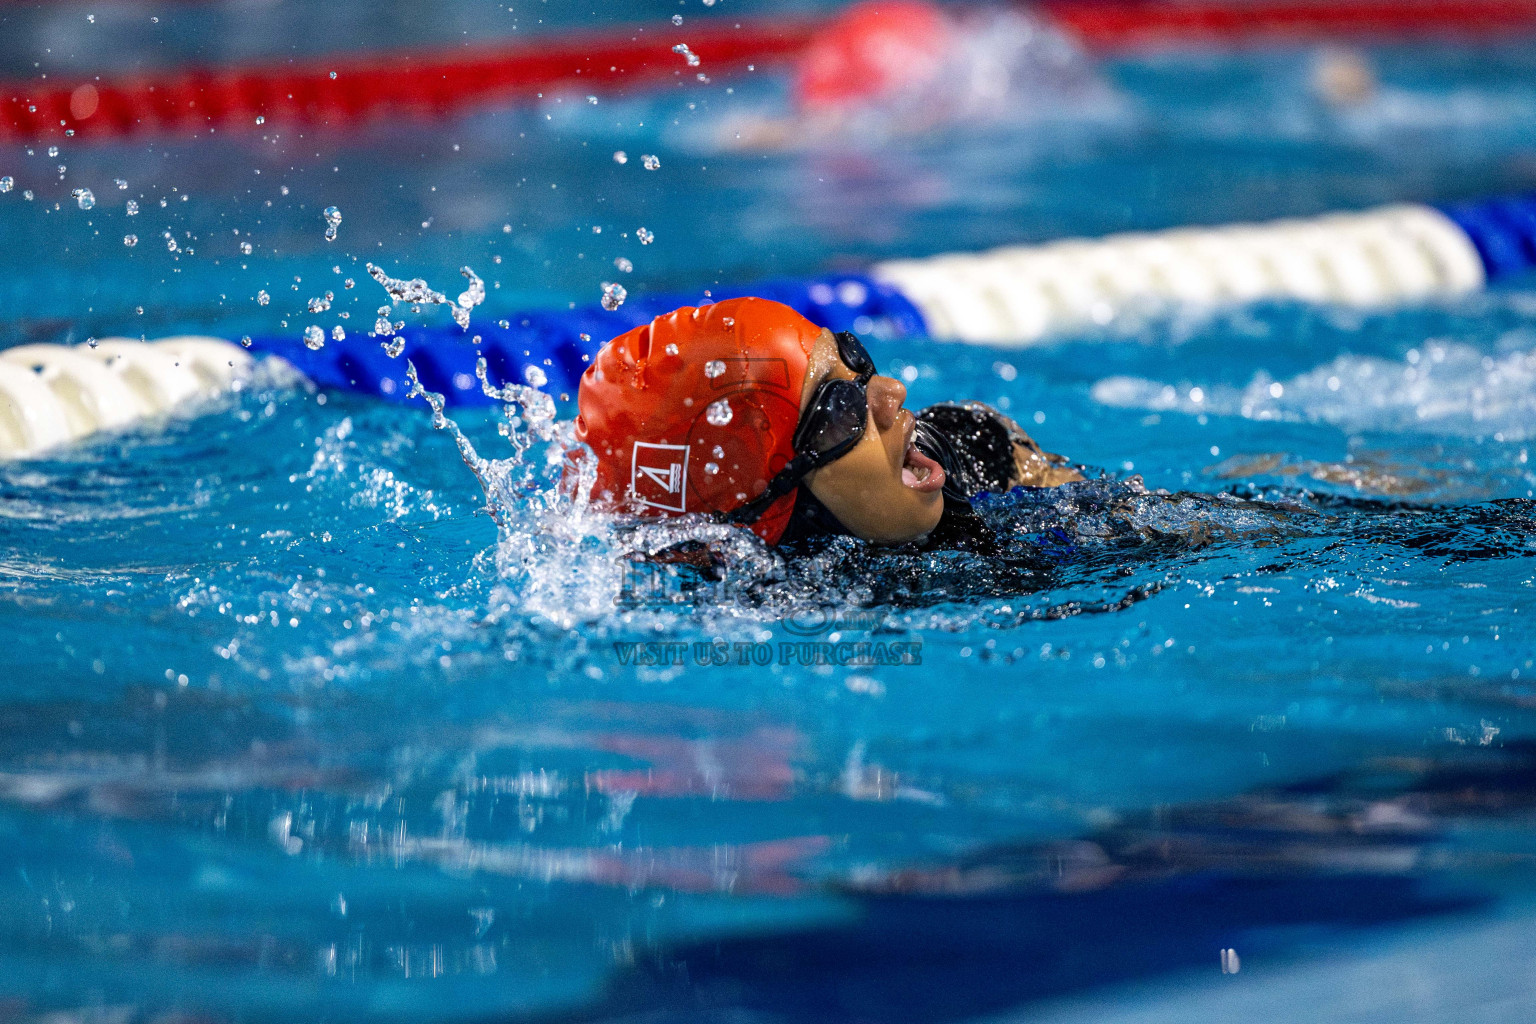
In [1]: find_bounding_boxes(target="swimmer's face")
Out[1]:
[799,328,945,544]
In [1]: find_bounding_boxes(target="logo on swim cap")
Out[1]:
[630,441,690,513]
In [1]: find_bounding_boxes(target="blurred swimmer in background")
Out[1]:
[704,0,1118,150]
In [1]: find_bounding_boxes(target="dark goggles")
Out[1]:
[726,331,877,526]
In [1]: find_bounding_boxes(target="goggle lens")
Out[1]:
[795,378,869,456]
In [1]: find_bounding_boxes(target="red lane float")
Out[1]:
[1045,0,1536,45]
[0,18,818,142]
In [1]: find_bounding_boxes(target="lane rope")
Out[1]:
[1,194,1532,455]
[7,2,1536,141]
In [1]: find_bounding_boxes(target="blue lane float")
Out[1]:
[242,193,1535,408]
[248,275,925,408]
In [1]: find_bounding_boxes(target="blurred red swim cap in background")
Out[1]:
[794,0,954,113]
[574,298,824,545]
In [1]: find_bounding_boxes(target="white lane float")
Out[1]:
[0,336,258,459]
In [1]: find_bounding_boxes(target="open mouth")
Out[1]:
[901,428,947,493]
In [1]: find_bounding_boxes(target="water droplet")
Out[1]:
[47,146,58,158]
[114,178,127,190]
[672,13,684,25]
[641,154,660,171]
[307,294,331,314]
[636,227,654,244]
[239,241,253,255]
[86,13,94,22]
[600,281,627,311]
[721,316,735,328]
[280,186,289,196]
[86,337,98,348]
[256,290,270,305]
[255,115,265,125]
[671,44,700,67]
[329,71,337,80]
[705,359,726,378]
[21,191,33,201]
[712,445,725,458]
[240,335,252,348]
[612,150,627,164]
[303,325,325,350]
[706,398,733,426]
[665,343,679,355]
[614,256,633,273]
[322,205,342,242]
[71,188,94,210]
[704,462,719,475]
[331,325,346,341]
[122,233,137,247]
[382,336,405,358]
[523,365,547,387]
[586,95,598,105]
[0,177,11,193]
[125,200,137,215]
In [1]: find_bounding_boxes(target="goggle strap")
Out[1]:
[722,451,822,525]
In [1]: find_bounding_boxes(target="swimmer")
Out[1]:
[575,297,1079,551]
[715,0,1110,150]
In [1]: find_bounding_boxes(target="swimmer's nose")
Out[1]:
[866,375,906,432]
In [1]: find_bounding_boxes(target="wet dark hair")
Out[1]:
[914,401,1022,497]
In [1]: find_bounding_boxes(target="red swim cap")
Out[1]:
[574,297,823,545]
[794,0,952,113]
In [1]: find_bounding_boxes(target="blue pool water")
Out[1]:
[2,13,1536,1022]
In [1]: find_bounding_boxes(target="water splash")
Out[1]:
[366,262,448,306]
[452,266,485,330]
[1092,338,1536,441]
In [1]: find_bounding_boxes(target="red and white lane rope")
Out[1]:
[0,19,817,142]
[6,2,1536,142]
